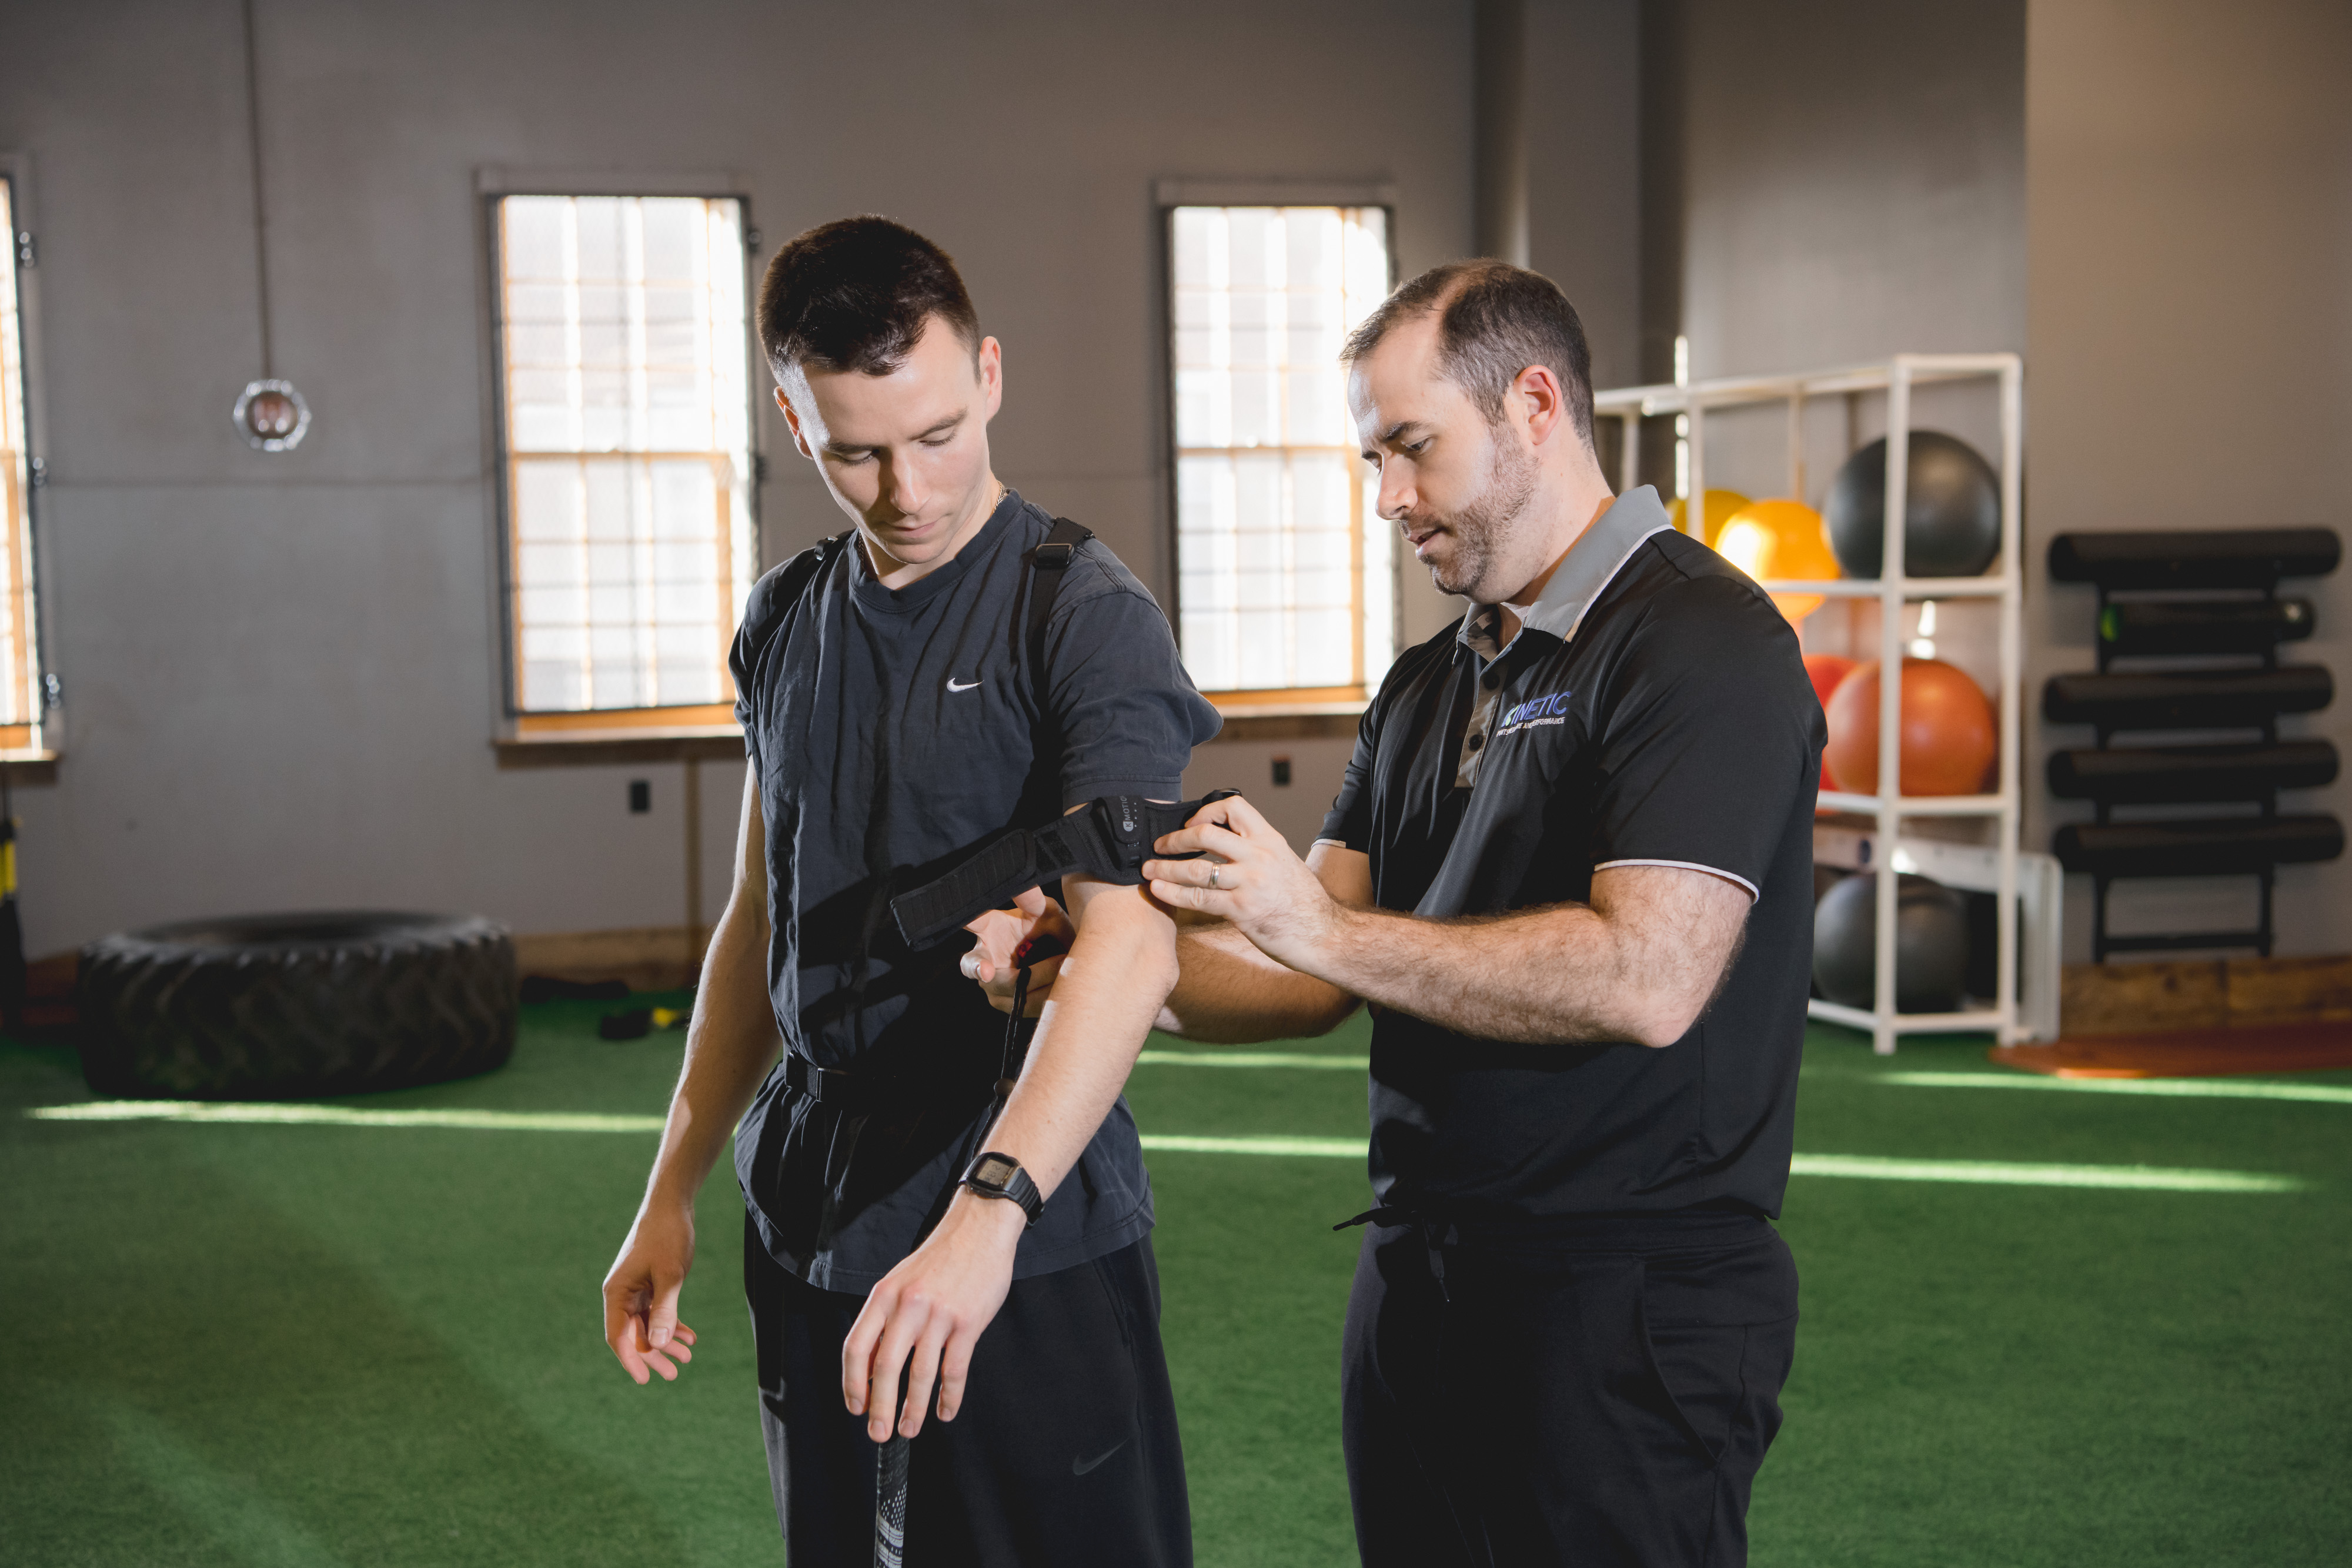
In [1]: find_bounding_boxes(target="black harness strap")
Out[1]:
[889,788,1241,949]
[1027,516,1093,689]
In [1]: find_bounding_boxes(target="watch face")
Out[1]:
[974,1155,1018,1188]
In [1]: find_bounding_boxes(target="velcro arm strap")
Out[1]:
[890,788,1241,949]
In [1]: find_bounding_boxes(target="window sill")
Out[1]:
[493,726,744,769]
[492,698,1371,764]
[0,748,59,784]
[1205,698,1367,743]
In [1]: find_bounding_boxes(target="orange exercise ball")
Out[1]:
[1823,658,1996,797]
[1668,487,1752,547]
[1713,500,1840,621]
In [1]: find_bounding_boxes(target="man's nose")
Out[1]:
[1378,462,1415,522]
[878,451,926,517]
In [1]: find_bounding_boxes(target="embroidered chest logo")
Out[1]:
[1493,688,1574,738]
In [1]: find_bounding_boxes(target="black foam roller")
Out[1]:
[2099,597,2316,656]
[2048,528,2340,588]
[2052,814,2344,877]
[2042,666,2333,728]
[2046,741,2338,803]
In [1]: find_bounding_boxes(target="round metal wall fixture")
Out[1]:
[233,377,310,452]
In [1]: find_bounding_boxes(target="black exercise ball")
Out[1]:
[1812,872,1971,1013]
[1824,430,2001,579]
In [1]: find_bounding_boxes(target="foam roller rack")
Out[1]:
[2045,527,2342,961]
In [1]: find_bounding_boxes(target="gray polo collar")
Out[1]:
[1457,485,1674,656]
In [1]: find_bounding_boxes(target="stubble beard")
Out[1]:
[1421,433,1540,599]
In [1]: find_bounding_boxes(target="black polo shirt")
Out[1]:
[728,490,1222,1291]
[1318,486,1822,1222]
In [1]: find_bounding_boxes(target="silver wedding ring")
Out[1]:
[1207,865,1222,890]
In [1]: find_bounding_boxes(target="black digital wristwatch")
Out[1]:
[960,1150,1044,1226]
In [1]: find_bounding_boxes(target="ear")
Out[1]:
[1513,363,1568,448]
[977,336,1004,422]
[774,385,816,460]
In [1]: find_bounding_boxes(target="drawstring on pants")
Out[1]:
[1336,1205,1459,1303]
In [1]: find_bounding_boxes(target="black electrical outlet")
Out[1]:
[1272,757,1292,787]
[628,780,651,813]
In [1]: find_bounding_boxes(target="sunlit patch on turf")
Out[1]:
[1788,1152,2307,1192]
[1135,1051,1369,1070]
[1140,1134,1368,1157]
[22,1105,2313,1192]
[1879,1071,2352,1106]
[27,1101,666,1132]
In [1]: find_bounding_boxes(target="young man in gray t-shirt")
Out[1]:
[599,216,1215,1565]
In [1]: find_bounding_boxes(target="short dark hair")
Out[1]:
[1341,260,1595,449]
[756,215,980,383]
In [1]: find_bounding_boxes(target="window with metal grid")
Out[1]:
[493,193,756,727]
[1168,205,1394,702]
[0,178,41,751]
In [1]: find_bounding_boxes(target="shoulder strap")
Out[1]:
[1025,516,1094,693]
[779,531,850,611]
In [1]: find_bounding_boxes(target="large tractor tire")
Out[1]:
[76,912,517,1099]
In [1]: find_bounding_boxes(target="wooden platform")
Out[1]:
[1992,1020,2352,1079]
[2060,952,2352,1035]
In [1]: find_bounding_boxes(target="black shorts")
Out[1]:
[1342,1213,1799,1568]
[744,1215,1192,1567]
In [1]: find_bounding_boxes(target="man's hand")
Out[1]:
[1143,793,1344,972]
[960,887,1072,1017]
[602,1198,700,1385]
[841,1189,1027,1440]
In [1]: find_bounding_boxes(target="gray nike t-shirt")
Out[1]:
[728,489,1221,1291]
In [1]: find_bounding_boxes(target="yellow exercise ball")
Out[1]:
[1713,499,1841,622]
[1667,487,1753,547]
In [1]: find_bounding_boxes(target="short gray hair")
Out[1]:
[1341,259,1595,448]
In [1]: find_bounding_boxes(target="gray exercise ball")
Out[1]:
[1824,430,2001,580]
[1812,872,1971,1014]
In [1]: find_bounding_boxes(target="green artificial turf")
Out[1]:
[4,1003,2346,1566]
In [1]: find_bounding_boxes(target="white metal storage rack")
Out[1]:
[1592,354,2026,1054]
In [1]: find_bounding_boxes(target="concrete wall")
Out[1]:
[1650,0,2027,383]
[1635,0,2026,494]
[2026,0,2352,957]
[0,0,1535,951]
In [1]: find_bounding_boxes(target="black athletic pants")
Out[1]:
[744,1216,1192,1566]
[1342,1213,1799,1568]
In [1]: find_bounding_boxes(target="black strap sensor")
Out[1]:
[888,788,1241,948]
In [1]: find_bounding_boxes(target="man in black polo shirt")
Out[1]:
[599,218,1214,1565]
[1137,261,1822,1565]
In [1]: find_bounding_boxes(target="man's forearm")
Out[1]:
[642,894,780,1207]
[1146,803,1753,1051]
[1292,894,1717,1048]
[985,891,1176,1199]
[1157,922,1359,1042]
[1289,865,1750,1048]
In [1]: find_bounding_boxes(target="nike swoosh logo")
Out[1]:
[1071,1436,1130,1476]
[947,678,981,693]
